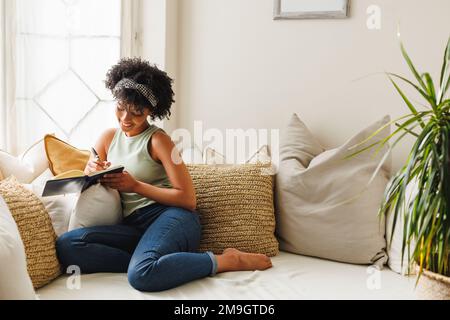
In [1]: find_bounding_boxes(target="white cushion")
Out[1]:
[0,195,36,299]
[275,114,391,265]
[0,138,49,183]
[43,194,78,237]
[246,145,271,164]
[29,168,55,196]
[23,169,78,237]
[69,184,122,231]
[204,147,226,164]
[183,145,272,165]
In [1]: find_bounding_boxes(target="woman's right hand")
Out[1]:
[84,159,111,175]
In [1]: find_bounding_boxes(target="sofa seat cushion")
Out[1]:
[35,251,416,300]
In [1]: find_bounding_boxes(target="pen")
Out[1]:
[92,147,110,170]
[91,147,100,161]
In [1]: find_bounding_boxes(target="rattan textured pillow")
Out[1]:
[0,176,61,289]
[187,163,279,256]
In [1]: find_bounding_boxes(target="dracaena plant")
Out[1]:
[352,37,450,280]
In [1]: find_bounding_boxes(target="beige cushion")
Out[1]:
[0,176,61,289]
[275,114,391,265]
[0,169,3,180]
[187,163,278,256]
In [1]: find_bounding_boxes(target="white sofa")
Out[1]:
[1,140,417,300]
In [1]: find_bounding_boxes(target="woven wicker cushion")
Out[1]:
[0,176,61,289]
[187,163,279,256]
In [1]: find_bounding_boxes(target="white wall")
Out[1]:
[174,0,450,170]
[141,0,179,134]
[0,1,5,150]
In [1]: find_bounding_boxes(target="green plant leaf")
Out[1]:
[422,73,437,108]
[401,42,427,92]
[389,76,426,127]
[347,113,430,158]
[372,122,421,158]
[388,72,435,108]
[438,37,450,104]
[439,99,450,111]
[395,122,419,137]
[372,114,432,158]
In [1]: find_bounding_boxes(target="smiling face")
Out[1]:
[115,101,151,137]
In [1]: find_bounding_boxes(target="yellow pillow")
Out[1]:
[44,134,90,176]
[0,168,3,180]
[187,163,279,257]
[0,176,61,289]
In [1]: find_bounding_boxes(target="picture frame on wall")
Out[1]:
[273,0,350,20]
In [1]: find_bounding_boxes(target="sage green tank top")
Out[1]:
[107,123,172,217]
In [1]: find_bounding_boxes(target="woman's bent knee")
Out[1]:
[55,229,85,268]
[127,262,165,292]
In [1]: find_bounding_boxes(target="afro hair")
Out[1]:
[105,57,175,121]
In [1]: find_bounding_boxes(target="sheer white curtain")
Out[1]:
[0,0,16,154]
[1,0,141,156]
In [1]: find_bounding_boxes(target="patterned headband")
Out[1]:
[113,78,159,108]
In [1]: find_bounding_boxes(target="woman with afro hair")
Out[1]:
[56,58,272,292]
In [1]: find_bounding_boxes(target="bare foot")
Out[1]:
[216,248,272,273]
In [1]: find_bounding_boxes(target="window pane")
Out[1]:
[16,35,69,99]
[70,101,118,150]
[71,0,121,36]
[71,38,120,100]
[35,71,99,135]
[17,0,68,36]
[15,0,122,152]
[16,100,67,155]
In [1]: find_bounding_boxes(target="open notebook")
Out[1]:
[41,165,125,197]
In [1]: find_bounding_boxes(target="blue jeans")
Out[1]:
[56,203,218,292]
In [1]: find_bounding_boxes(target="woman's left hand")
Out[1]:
[99,171,138,193]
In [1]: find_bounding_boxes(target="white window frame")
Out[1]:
[121,0,142,58]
